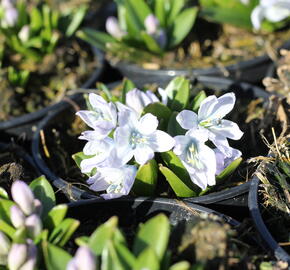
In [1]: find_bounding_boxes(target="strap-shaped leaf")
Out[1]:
[140,31,163,54]
[65,5,87,37]
[168,7,198,48]
[167,0,186,26]
[29,175,56,218]
[44,204,68,231]
[132,159,158,196]
[134,247,160,270]
[133,214,169,260]
[190,90,207,112]
[159,165,197,197]
[42,241,72,270]
[216,157,243,182]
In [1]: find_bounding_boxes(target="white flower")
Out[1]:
[240,0,249,4]
[76,93,117,139]
[106,16,127,39]
[214,147,242,175]
[173,129,216,190]
[125,88,159,115]
[87,164,137,199]
[79,137,115,173]
[18,25,30,42]
[176,92,243,157]
[114,111,175,165]
[251,0,290,30]
[145,14,159,35]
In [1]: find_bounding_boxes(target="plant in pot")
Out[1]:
[249,131,290,266]
[0,177,269,269]
[77,0,290,87]
[31,75,274,215]
[0,0,104,134]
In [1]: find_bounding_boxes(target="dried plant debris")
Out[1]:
[256,133,290,252]
[263,49,290,103]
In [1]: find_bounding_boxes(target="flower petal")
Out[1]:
[198,95,218,121]
[134,145,154,165]
[150,130,175,152]
[251,6,265,29]
[209,119,243,140]
[209,93,236,120]
[89,93,107,109]
[138,113,158,135]
[176,110,198,130]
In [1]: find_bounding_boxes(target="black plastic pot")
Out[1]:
[110,40,290,87]
[32,76,270,204]
[67,197,240,230]
[249,176,290,264]
[0,47,105,139]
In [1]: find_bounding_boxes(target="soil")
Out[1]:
[107,20,290,70]
[0,143,39,192]
[0,39,100,121]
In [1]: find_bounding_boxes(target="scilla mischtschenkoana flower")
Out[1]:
[75,80,243,199]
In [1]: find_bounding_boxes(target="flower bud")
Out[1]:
[33,199,42,216]
[67,246,96,270]
[106,16,126,39]
[11,205,26,228]
[25,214,42,239]
[144,14,159,35]
[3,6,18,27]
[0,231,11,255]
[1,0,15,8]
[18,25,30,43]
[8,243,27,270]
[11,181,35,216]
[19,240,37,270]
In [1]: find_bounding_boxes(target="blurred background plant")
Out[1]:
[77,0,198,64]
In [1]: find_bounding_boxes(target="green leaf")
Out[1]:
[154,0,167,27]
[49,218,80,247]
[143,102,172,130]
[75,236,89,246]
[12,227,27,244]
[42,241,72,270]
[167,0,186,26]
[0,188,8,200]
[135,247,159,270]
[124,0,152,35]
[140,31,163,54]
[165,76,185,101]
[0,220,15,238]
[191,90,207,112]
[169,261,190,270]
[114,243,137,269]
[88,216,118,255]
[168,7,198,48]
[30,7,43,32]
[65,5,87,37]
[170,77,190,111]
[121,78,136,104]
[167,112,186,136]
[97,82,113,101]
[76,28,116,51]
[216,157,243,182]
[132,159,158,196]
[44,204,68,231]
[199,0,257,30]
[29,175,56,218]
[101,241,126,270]
[159,165,197,197]
[133,214,169,260]
[0,199,14,224]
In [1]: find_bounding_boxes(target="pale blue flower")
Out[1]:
[114,111,175,165]
[214,147,242,175]
[106,16,127,39]
[79,136,115,173]
[67,246,96,270]
[76,93,117,139]
[125,88,159,115]
[251,0,290,30]
[87,164,137,199]
[176,92,243,157]
[173,129,216,190]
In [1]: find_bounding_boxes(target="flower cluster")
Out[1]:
[0,181,40,270]
[76,85,243,199]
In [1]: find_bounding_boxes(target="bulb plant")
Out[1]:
[77,0,198,64]
[0,0,90,119]
[72,76,243,199]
